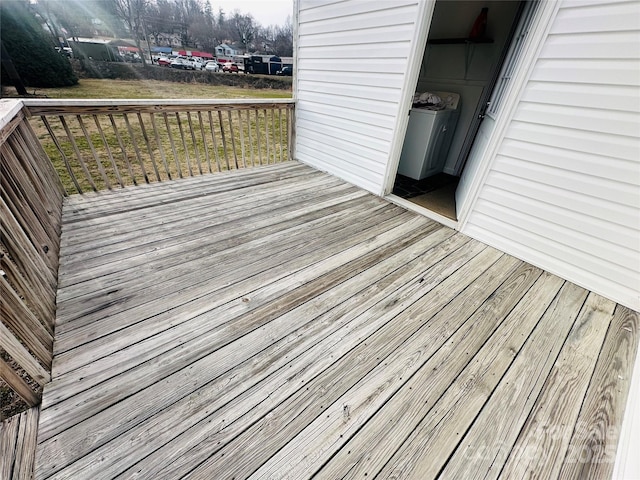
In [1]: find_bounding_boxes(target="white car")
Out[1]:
[190,58,205,70]
[204,61,220,72]
[170,58,191,70]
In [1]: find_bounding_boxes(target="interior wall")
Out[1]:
[415,1,520,174]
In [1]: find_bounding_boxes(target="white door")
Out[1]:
[456,1,541,221]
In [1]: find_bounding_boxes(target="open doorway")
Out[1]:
[391,1,533,221]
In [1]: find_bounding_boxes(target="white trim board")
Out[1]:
[456,0,561,227]
[381,0,436,197]
[385,194,458,229]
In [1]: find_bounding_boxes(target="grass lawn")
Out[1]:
[3,78,292,99]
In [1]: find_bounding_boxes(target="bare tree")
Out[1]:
[233,12,255,53]
[112,0,148,65]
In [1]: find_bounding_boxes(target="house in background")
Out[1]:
[294,0,639,475]
[151,33,182,48]
[215,43,239,57]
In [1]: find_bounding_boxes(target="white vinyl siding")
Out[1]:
[295,0,420,194]
[462,0,640,311]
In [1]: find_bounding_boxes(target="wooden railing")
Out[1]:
[1,97,294,416]
[0,100,64,411]
[22,99,295,195]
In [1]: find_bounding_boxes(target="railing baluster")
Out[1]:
[59,116,97,192]
[150,113,171,180]
[1,104,64,412]
[109,114,137,186]
[218,110,230,170]
[76,115,111,189]
[123,113,149,184]
[163,112,182,178]
[237,110,246,168]
[198,111,212,174]
[271,108,277,164]
[40,116,82,194]
[207,111,222,172]
[247,110,254,167]
[227,110,239,169]
[256,109,262,166]
[278,108,284,163]
[287,107,292,161]
[93,115,124,188]
[175,112,193,177]
[186,112,202,175]
[137,113,161,182]
[28,101,293,191]
[264,108,271,165]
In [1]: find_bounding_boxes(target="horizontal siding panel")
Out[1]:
[505,121,640,161]
[299,0,345,11]
[540,31,640,59]
[298,80,402,104]
[297,69,406,89]
[296,0,420,197]
[299,42,411,59]
[296,109,393,142]
[296,119,390,153]
[512,101,640,137]
[551,1,640,34]
[296,141,385,181]
[298,57,409,74]
[490,155,639,206]
[499,138,640,185]
[300,4,416,35]
[297,90,398,116]
[480,183,639,252]
[561,0,637,7]
[297,100,393,129]
[296,126,389,169]
[521,81,639,112]
[296,144,383,193]
[469,204,638,286]
[464,215,640,310]
[530,58,640,85]
[299,0,417,23]
[485,170,639,230]
[298,24,415,47]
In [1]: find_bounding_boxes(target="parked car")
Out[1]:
[157,57,172,66]
[189,58,205,70]
[171,57,202,70]
[276,66,293,76]
[222,63,239,73]
[204,61,219,72]
[170,58,188,69]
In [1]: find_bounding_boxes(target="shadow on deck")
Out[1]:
[18,163,640,479]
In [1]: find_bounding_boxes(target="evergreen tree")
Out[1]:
[0,0,77,88]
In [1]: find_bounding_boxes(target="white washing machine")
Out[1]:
[397,92,460,180]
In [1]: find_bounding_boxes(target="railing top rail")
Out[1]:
[23,98,294,116]
[21,98,294,106]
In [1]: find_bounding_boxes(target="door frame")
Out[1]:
[382,0,561,228]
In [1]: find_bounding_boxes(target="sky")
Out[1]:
[213,0,294,27]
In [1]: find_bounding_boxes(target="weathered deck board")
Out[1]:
[0,407,39,480]
[33,163,638,480]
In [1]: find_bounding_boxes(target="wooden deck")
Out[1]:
[33,162,637,479]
